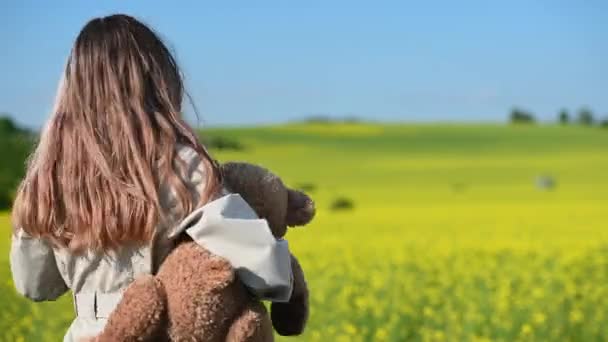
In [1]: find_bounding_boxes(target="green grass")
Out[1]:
[2,123,608,341]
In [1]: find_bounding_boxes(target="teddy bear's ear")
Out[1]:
[286,189,315,227]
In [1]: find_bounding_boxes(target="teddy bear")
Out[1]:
[88,161,315,342]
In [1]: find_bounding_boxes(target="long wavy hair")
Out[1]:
[11,14,221,252]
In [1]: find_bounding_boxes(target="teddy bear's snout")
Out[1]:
[286,190,316,227]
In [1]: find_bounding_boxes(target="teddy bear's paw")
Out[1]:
[270,296,308,337]
[99,275,167,342]
[226,301,274,342]
[270,255,309,337]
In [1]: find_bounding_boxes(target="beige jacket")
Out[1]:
[9,146,293,342]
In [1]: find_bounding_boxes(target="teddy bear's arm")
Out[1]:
[270,253,309,336]
[90,241,249,342]
[85,275,167,342]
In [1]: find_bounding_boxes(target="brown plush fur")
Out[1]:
[94,275,168,342]
[226,302,274,342]
[88,162,314,342]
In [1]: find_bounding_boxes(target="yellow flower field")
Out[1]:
[2,124,607,341]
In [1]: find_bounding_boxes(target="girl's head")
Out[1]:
[12,14,220,252]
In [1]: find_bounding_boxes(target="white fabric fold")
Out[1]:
[171,193,294,302]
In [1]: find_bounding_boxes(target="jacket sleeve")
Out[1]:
[169,193,294,302]
[10,229,69,302]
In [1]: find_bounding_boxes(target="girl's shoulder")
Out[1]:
[158,144,209,224]
[176,143,199,163]
[173,143,207,186]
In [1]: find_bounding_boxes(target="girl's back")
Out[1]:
[9,14,225,341]
[12,144,213,340]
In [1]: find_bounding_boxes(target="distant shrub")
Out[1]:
[558,109,569,125]
[0,191,12,210]
[201,135,245,151]
[509,108,535,124]
[600,118,608,128]
[577,107,595,126]
[296,183,316,193]
[330,197,355,211]
[451,182,468,193]
[535,175,556,191]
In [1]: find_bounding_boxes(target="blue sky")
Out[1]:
[1,1,607,128]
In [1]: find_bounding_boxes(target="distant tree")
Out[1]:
[302,115,333,123]
[600,117,608,128]
[343,115,362,123]
[0,115,18,134]
[0,114,33,209]
[558,109,569,125]
[509,108,535,124]
[577,107,594,126]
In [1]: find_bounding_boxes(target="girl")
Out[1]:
[10,14,292,341]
